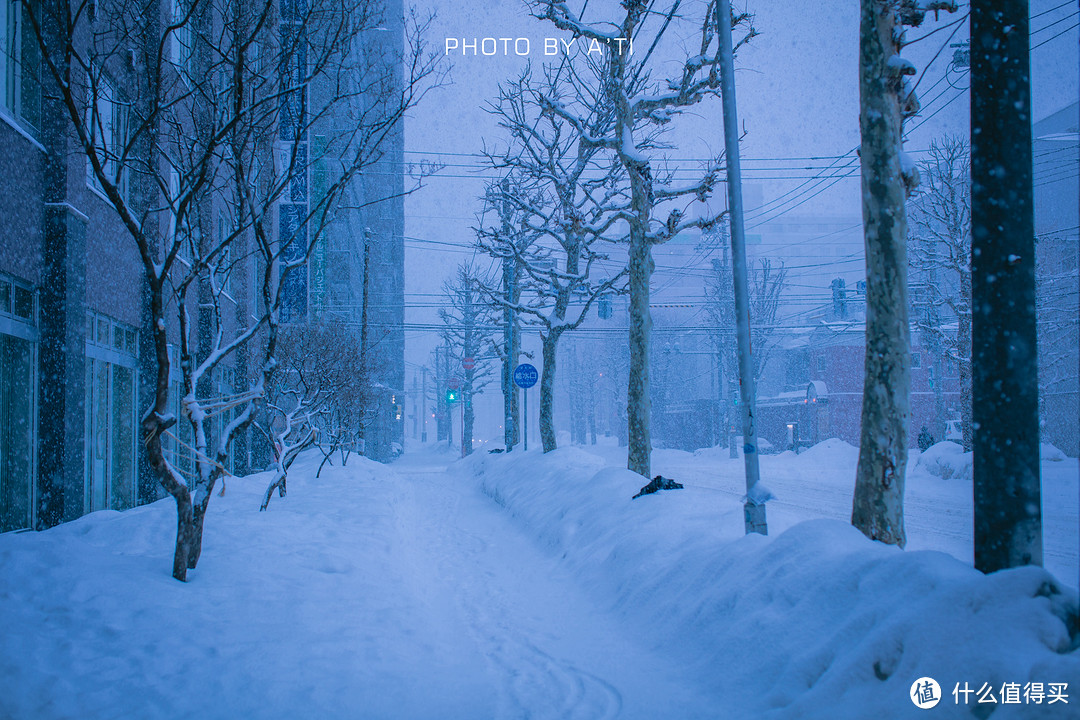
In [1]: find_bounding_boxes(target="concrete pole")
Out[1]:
[716,0,767,535]
[970,0,1041,572]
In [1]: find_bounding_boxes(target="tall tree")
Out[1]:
[908,136,971,448]
[706,240,787,450]
[852,0,956,547]
[438,263,499,456]
[533,0,751,477]
[477,63,628,453]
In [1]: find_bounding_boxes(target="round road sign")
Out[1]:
[513,363,538,389]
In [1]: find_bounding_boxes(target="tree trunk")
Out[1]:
[851,0,910,547]
[172,494,195,582]
[627,234,653,477]
[464,373,475,457]
[260,468,285,511]
[958,269,973,451]
[188,499,210,569]
[539,332,559,453]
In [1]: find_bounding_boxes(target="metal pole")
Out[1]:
[717,0,766,535]
[523,388,528,452]
[420,367,427,443]
[970,0,1041,572]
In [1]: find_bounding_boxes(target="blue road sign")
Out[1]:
[513,363,538,389]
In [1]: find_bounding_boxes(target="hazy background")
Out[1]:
[399,0,1078,442]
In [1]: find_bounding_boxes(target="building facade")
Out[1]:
[0,0,406,533]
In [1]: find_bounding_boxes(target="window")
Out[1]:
[170,0,193,80]
[911,352,922,369]
[1,332,34,531]
[85,72,128,199]
[85,312,138,513]
[2,0,42,131]
[0,274,36,532]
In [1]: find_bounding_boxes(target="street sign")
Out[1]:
[462,356,475,371]
[448,376,461,390]
[513,363,538,389]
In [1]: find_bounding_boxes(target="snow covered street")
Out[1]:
[1,442,1077,719]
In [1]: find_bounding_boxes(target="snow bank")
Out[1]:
[796,436,862,466]
[1043,443,1069,462]
[915,441,974,480]
[461,447,1080,719]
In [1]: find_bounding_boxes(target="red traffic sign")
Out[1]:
[448,376,461,390]
[462,356,475,371]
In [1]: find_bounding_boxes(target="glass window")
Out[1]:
[11,286,31,320]
[0,1,10,112]
[18,1,40,130]
[170,0,193,78]
[0,334,34,532]
[85,357,137,512]
[110,365,135,510]
[0,280,10,314]
[2,1,41,128]
[88,358,109,511]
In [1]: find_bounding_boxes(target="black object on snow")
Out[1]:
[632,475,684,500]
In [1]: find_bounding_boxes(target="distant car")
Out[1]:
[945,420,962,443]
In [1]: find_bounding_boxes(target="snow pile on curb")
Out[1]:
[915,441,973,480]
[460,447,1080,719]
[1043,443,1069,462]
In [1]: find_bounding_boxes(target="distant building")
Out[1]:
[760,315,961,451]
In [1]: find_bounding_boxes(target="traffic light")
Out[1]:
[446,388,459,404]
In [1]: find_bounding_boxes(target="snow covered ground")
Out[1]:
[0,440,1077,719]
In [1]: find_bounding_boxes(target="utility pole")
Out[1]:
[359,229,373,455]
[435,346,447,442]
[444,340,453,449]
[500,178,521,451]
[420,366,428,443]
[970,0,1041,573]
[717,0,767,535]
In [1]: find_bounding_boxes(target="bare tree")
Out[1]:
[706,233,787,449]
[908,136,971,449]
[852,0,957,548]
[1034,235,1079,455]
[23,0,442,579]
[438,263,499,456]
[532,0,753,477]
[255,322,372,507]
[476,63,628,453]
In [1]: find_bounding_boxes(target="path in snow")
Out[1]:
[379,451,722,719]
[0,449,725,720]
